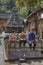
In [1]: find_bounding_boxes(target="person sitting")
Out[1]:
[19,31,26,47]
[28,28,36,49]
[8,31,17,48]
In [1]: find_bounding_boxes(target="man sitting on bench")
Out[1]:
[28,28,36,50]
[19,31,26,47]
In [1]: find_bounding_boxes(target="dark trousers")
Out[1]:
[19,40,26,47]
[29,41,36,49]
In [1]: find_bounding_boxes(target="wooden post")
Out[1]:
[34,14,38,34]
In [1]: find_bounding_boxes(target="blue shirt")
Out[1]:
[28,32,36,41]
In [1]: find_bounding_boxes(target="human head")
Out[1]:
[29,28,33,33]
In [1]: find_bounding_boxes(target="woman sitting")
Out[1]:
[8,32,17,48]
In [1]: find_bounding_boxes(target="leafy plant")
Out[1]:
[18,7,28,18]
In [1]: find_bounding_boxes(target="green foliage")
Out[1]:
[0,0,9,3]
[0,0,43,8]
[15,0,43,18]
[15,0,38,7]
[18,7,28,18]
[15,0,43,8]
[0,0,43,18]
[0,6,7,13]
